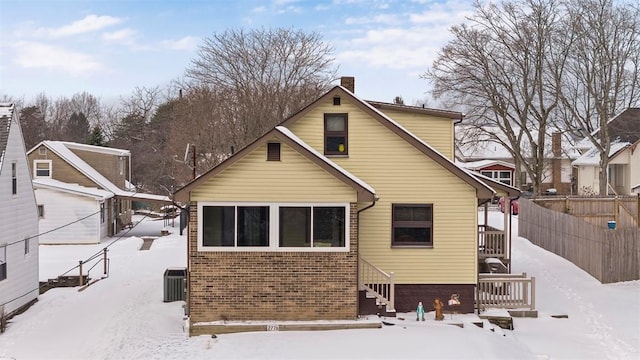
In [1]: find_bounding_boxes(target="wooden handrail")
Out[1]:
[359,257,395,312]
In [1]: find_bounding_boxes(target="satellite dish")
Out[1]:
[183,143,191,163]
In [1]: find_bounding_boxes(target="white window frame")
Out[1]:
[197,201,350,253]
[33,159,53,178]
[481,170,512,186]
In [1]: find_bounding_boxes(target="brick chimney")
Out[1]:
[552,132,561,157]
[340,76,355,93]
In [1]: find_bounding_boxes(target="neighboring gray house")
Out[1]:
[0,103,40,317]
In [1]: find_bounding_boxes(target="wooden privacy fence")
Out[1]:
[519,199,640,283]
[477,273,535,311]
[532,196,640,229]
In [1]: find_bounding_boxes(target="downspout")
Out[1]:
[355,195,378,317]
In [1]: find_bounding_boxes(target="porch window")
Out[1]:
[392,204,433,247]
[279,206,345,247]
[324,114,348,155]
[199,202,349,251]
[202,206,269,247]
[38,205,45,219]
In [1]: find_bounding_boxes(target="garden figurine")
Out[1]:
[416,301,425,321]
[434,298,444,321]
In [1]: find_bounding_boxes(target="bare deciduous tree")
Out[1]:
[185,27,337,147]
[424,0,567,194]
[559,0,640,195]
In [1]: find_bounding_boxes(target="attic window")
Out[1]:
[333,96,341,106]
[39,146,46,155]
[324,114,348,156]
[34,160,52,178]
[267,143,281,161]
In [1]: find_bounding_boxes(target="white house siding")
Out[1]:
[0,110,39,316]
[36,188,103,244]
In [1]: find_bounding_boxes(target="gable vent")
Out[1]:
[267,142,281,161]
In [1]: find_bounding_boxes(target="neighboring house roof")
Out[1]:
[572,141,631,166]
[31,140,171,204]
[174,125,377,202]
[468,171,521,197]
[33,178,114,200]
[574,108,640,160]
[588,108,640,144]
[279,86,495,199]
[456,159,515,171]
[0,103,14,172]
[456,126,580,161]
[59,141,130,157]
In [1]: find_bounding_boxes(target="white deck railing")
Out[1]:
[477,273,535,310]
[478,230,506,259]
[359,257,395,312]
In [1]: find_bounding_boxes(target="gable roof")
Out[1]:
[572,140,631,166]
[467,171,521,198]
[280,86,495,199]
[173,126,377,203]
[30,140,170,204]
[0,103,15,173]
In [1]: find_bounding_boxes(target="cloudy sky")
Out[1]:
[0,0,474,105]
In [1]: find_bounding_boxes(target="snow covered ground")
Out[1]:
[0,211,638,360]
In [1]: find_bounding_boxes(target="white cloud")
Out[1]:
[35,14,123,38]
[345,14,399,25]
[11,41,102,75]
[252,6,267,13]
[161,36,199,51]
[102,28,136,42]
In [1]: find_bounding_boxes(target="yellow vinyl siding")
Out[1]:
[377,108,455,159]
[191,141,357,202]
[289,98,478,284]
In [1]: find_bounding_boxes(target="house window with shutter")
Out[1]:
[324,114,348,156]
[392,204,433,247]
[267,143,281,161]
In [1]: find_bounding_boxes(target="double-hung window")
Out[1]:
[34,160,52,178]
[324,114,348,155]
[392,204,433,247]
[199,203,348,251]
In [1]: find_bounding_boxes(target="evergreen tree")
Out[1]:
[88,125,106,146]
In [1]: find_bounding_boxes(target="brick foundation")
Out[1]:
[394,284,475,313]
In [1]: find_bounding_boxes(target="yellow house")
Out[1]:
[174,77,517,331]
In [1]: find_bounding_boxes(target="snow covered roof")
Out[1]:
[456,159,515,171]
[34,141,171,204]
[33,178,114,200]
[275,126,376,195]
[571,141,630,166]
[61,141,130,157]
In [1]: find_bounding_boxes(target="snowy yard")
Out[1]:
[0,212,638,359]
